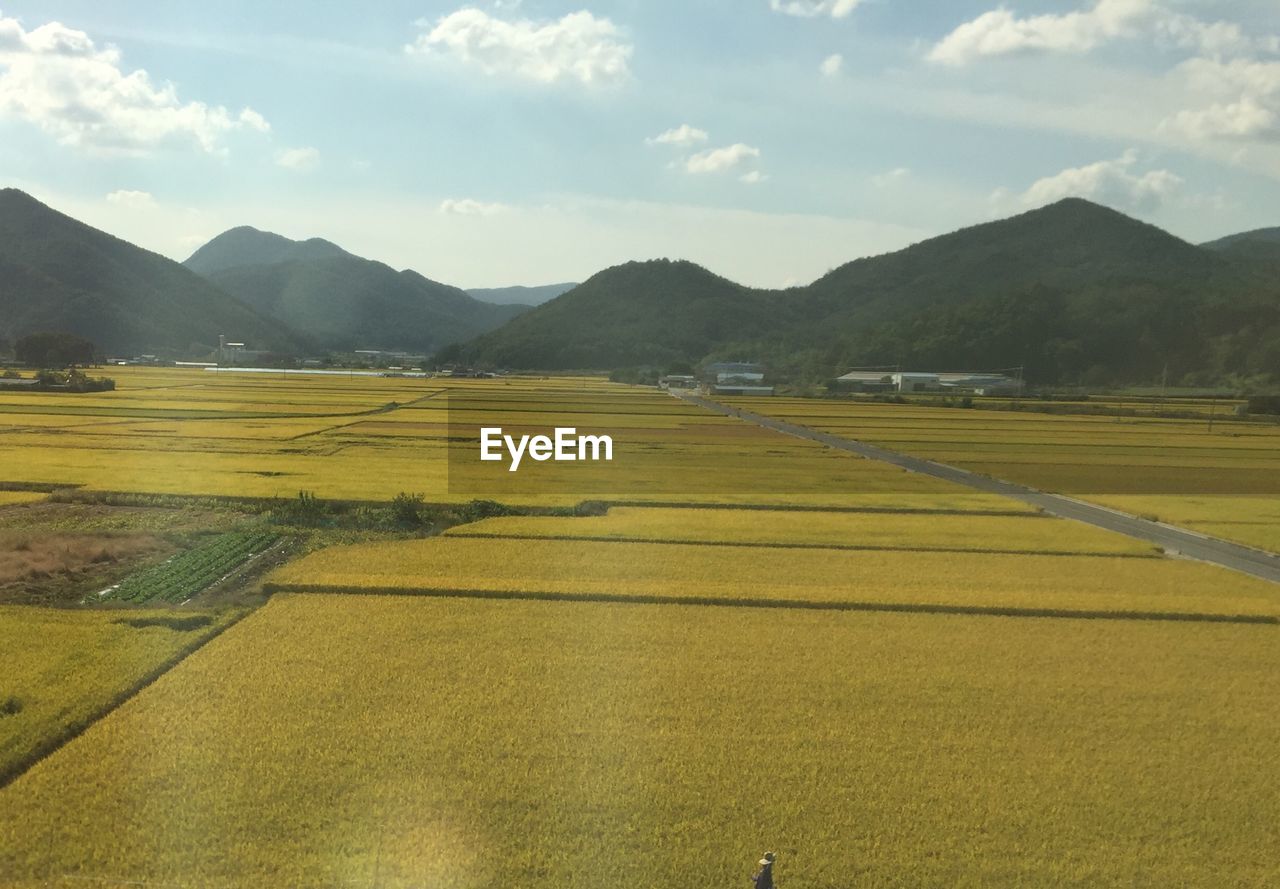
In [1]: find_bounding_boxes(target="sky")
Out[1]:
[2,0,1280,288]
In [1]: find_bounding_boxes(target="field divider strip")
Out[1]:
[603,500,1047,517]
[285,389,451,441]
[26,489,1046,518]
[0,608,256,793]
[443,532,1161,559]
[263,583,1280,626]
[0,481,83,493]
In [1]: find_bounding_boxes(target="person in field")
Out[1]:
[751,851,776,888]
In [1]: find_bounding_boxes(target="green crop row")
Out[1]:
[107,531,279,604]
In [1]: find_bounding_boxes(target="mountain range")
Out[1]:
[467,283,577,306]
[0,189,305,356]
[183,227,528,353]
[465,199,1280,386]
[0,190,535,357]
[1201,227,1280,269]
[1202,227,1280,251]
[1,188,1277,385]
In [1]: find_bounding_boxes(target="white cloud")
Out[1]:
[440,198,510,216]
[1152,13,1273,58]
[1016,150,1182,211]
[407,8,632,87]
[871,167,911,187]
[646,124,709,147]
[649,129,764,181]
[177,233,212,250]
[929,0,1280,67]
[926,0,1280,154]
[686,143,761,174]
[1163,57,1280,141]
[770,0,862,20]
[237,108,270,133]
[275,147,321,171]
[928,0,1155,66]
[820,53,844,77]
[1180,57,1280,98]
[105,189,156,210]
[1166,97,1276,140]
[0,13,269,153]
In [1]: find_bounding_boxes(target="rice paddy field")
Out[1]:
[0,368,977,507]
[1,368,1278,887]
[1,595,1276,888]
[0,491,45,507]
[442,505,1150,554]
[269,515,1279,620]
[724,395,1280,555]
[0,605,238,786]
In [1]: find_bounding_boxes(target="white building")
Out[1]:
[936,373,1022,395]
[836,369,1022,395]
[893,372,940,393]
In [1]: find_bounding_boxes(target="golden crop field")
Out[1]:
[1088,495,1280,554]
[937,394,1248,417]
[0,367,993,507]
[0,605,236,785]
[3,369,1277,888]
[725,396,1280,553]
[445,505,1153,554]
[268,534,1279,619]
[1,594,1276,888]
[0,491,45,507]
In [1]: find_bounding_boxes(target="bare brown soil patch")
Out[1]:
[0,532,172,605]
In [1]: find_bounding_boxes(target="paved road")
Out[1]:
[680,393,1280,585]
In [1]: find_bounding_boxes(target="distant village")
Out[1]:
[660,363,1024,398]
[1,330,1022,398]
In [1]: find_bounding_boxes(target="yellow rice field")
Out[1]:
[1088,495,1280,554]
[726,396,1280,552]
[1,594,1275,887]
[268,534,1278,619]
[0,606,236,784]
[2,370,1278,886]
[0,492,45,507]
[0,368,997,507]
[445,506,1156,555]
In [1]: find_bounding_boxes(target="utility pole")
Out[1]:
[1159,363,1168,416]
[1207,394,1217,434]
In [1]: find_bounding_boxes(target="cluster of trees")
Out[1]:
[13,332,97,368]
[1,332,114,392]
[34,368,116,392]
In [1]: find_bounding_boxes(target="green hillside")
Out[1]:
[795,199,1271,384]
[465,199,1280,386]
[1203,227,1280,251]
[464,259,783,368]
[1201,227,1280,269]
[0,190,305,357]
[186,229,528,353]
